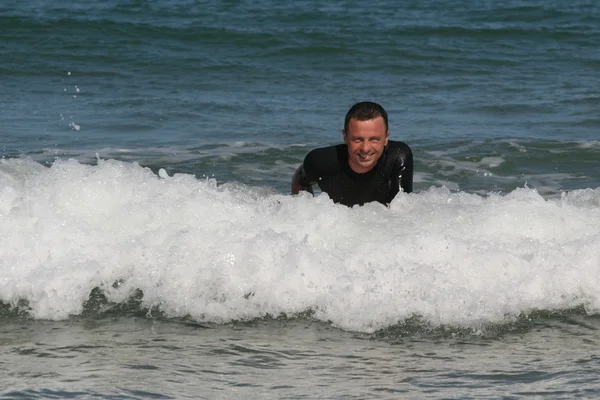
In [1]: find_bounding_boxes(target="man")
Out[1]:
[291,101,413,207]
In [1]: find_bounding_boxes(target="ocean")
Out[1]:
[1,0,600,398]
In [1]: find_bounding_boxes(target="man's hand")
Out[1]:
[291,169,313,195]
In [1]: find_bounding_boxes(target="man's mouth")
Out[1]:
[358,153,373,161]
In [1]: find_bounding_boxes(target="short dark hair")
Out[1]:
[344,101,388,133]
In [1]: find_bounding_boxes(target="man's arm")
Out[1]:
[399,146,414,194]
[291,164,314,195]
[387,141,414,196]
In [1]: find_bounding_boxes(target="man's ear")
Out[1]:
[384,130,390,145]
[342,129,348,143]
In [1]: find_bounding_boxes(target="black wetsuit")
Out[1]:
[294,140,414,207]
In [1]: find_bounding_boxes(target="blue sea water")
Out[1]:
[1,0,600,398]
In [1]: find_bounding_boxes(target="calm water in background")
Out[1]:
[1,0,600,398]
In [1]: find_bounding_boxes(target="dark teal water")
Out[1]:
[2,0,599,194]
[1,1,600,398]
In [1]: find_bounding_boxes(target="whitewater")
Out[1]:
[2,157,598,333]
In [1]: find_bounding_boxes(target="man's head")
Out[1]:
[342,102,390,174]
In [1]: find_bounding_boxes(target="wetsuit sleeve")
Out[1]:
[293,163,313,187]
[292,149,321,194]
[295,149,323,186]
[398,145,414,194]
[386,141,414,195]
[292,145,342,195]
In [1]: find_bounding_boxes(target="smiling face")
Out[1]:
[343,116,389,173]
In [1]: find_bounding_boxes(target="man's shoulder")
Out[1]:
[303,144,346,176]
[305,144,344,165]
[382,140,414,171]
[386,140,412,153]
[305,144,344,159]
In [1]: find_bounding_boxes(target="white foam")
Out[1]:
[1,158,599,332]
[38,142,304,163]
[576,140,600,149]
[480,156,504,168]
[506,139,528,152]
